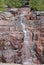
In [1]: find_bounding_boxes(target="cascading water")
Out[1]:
[20,14,32,65]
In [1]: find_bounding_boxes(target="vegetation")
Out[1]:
[5,0,29,7]
[5,0,21,8]
[20,0,29,6]
[0,0,29,11]
[0,0,4,11]
[0,0,44,11]
[5,0,44,11]
[30,0,44,11]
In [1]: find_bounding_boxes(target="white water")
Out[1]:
[20,14,31,65]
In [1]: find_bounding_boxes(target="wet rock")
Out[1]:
[9,8,18,16]
[10,32,24,49]
[0,12,13,20]
[2,12,12,18]
[3,50,14,63]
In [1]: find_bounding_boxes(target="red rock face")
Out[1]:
[0,32,24,63]
[0,10,44,64]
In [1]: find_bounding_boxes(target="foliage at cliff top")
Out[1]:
[0,0,44,11]
[0,0,28,11]
[0,0,4,11]
[30,0,44,11]
[5,0,21,8]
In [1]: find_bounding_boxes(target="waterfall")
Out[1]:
[20,14,31,65]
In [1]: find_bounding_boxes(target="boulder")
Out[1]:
[9,8,18,16]
[0,12,13,20]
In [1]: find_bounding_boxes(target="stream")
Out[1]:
[20,14,33,65]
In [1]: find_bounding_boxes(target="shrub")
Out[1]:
[0,0,4,11]
[0,0,29,11]
[30,0,44,11]
[5,0,22,8]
